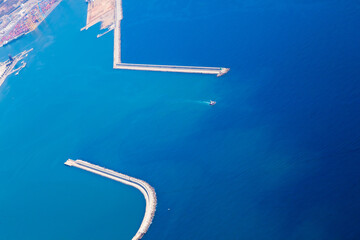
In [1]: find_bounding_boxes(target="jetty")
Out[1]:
[0,48,33,88]
[82,0,230,77]
[65,159,157,240]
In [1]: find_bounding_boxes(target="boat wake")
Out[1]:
[198,100,211,105]
[196,100,217,106]
[179,99,218,106]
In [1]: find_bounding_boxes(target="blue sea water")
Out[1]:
[1,0,360,239]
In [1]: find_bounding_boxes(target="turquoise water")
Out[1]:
[1,0,360,239]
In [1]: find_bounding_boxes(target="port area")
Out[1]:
[0,48,33,87]
[80,0,115,32]
[0,0,62,47]
[82,0,229,77]
[65,159,157,240]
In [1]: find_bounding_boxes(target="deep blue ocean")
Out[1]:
[0,0,360,239]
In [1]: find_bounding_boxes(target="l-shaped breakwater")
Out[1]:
[82,0,230,77]
[112,0,229,77]
[65,159,157,240]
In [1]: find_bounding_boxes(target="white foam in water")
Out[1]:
[200,100,211,105]
[180,100,211,105]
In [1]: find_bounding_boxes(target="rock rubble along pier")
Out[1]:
[65,159,157,240]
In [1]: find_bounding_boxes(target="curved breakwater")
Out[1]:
[65,159,157,240]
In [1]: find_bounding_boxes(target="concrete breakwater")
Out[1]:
[113,0,122,65]
[65,159,157,240]
[114,63,230,77]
